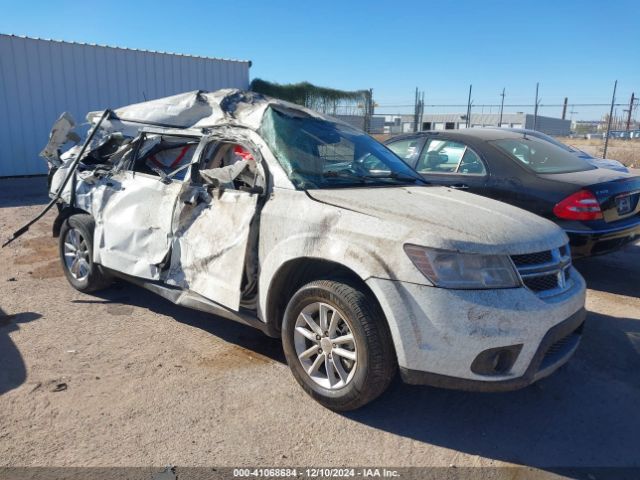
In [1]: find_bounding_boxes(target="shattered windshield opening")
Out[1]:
[259,107,424,189]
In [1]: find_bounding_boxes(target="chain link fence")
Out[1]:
[360,91,640,168]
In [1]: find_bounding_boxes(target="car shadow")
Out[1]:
[343,310,640,473]
[0,308,42,395]
[72,283,285,364]
[0,177,50,208]
[573,241,640,298]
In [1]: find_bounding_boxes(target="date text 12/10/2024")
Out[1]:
[232,468,400,478]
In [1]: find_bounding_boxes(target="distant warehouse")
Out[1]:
[0,34,251,177]
[381,112,571,136]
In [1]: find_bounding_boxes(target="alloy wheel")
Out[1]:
[63,227,91,282]
[293,302,358,389]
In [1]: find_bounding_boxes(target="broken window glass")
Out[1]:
[259,107,423,189]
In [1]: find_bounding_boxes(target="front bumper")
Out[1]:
[366,269,586,391]
[399,307,585,391]
[566,221,640,257]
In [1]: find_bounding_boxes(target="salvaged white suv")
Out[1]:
[41,89,586,410]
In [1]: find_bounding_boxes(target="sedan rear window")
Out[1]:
[490,137,595,174]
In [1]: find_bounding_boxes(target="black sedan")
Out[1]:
[385,129,640,257]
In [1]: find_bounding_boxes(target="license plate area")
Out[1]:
[616,193,634,215]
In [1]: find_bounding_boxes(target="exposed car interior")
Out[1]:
[82,133,131,167]
[199,141,262,191]
[132,135,199,180]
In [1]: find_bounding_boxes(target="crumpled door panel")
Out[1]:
[93,171,182,279]
[167,189,258,310]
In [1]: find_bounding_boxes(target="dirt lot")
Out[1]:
[1,177,639,474]
[557,138,640,168]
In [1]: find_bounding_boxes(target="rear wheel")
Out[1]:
[282,279,396,411]
[59,214,112,292]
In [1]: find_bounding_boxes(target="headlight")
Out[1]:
[404,244,521,289]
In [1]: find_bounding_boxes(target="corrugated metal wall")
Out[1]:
[0,34,251,177]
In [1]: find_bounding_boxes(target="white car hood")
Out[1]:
[307,185,568,255]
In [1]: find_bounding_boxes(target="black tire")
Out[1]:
[282,279,396,411]
[58,214,112,293]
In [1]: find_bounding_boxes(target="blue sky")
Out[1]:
[1,0,638,120]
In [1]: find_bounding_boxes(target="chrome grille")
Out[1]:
[511,245,573,298]
[511,250,553,266]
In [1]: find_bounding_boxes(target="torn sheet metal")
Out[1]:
[92,171,183,279]
[2,110,111,248]
[200,161,251,189]
[46,115,268,311]
[167,189,258,310]
[40,112,80,166]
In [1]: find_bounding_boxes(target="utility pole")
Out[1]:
[603,80,617,159]
[562,97,568,120]
[369,88,374,128]
[419,91,425,131]
[569,107,578,121]
[499,88,505,127]
[413,87,420,133]
[533,82,540,131]
[413,87,418,133]
[626,92,635,131]
[466,84,473,128]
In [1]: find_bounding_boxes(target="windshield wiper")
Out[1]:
[323,170,420,183]
[369,172,421,182]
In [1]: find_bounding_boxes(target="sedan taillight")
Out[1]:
[553,190,603,221]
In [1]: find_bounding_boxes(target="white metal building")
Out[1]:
[381,112,571,136]
[0,34,251,177]
[420,113,571,135]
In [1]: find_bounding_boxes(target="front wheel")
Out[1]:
[59,214,112,293]
[282,279,396,411]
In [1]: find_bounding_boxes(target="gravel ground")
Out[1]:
[0,177,639,475]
